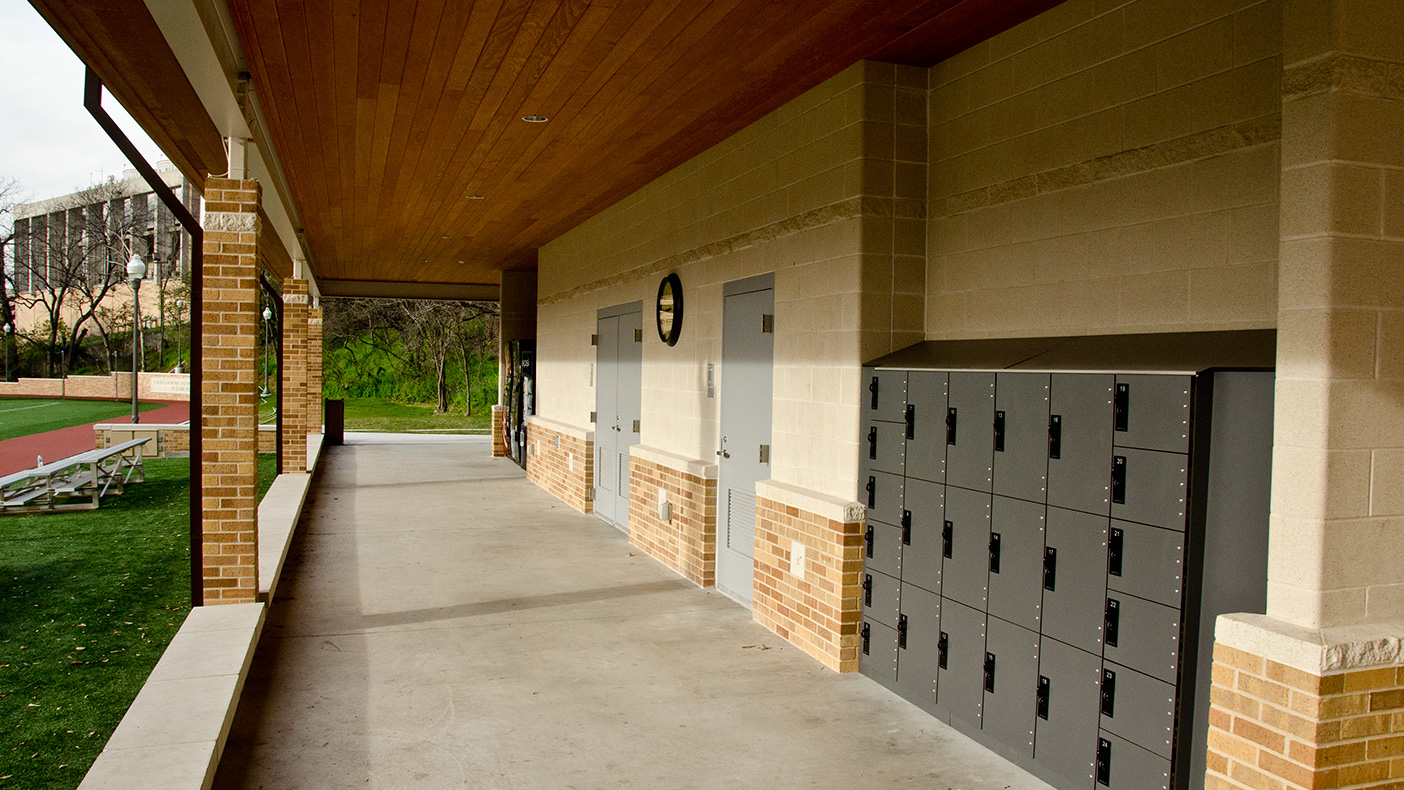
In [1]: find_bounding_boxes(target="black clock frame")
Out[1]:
[656,272,683,346]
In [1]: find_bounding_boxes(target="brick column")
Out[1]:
[280,277,309,473]
[1206,1,1404,787]
[200,177,261,604]
[307,305,323,436]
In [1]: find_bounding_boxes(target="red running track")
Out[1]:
[0,400,190,477]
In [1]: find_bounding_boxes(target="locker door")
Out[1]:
[941,486,992,610]
[987,496,1047,632]
[1034,638,1102,790]
[1107,521,1184,609]
[860,618,900,692]
[896,584,941,715]
[946,372,995,492]
[905,371,949,483]
[1110,449,1188,531]
[992,373,1050,503]
[982,618,1039,761]
[1101,594,1181,684]
[864,519,903,579]
[863,470,905,529]
[935,598,987,731]
[1113,375,1191,453]
[1099,662,1176,759]
[902,478,944,595]
[1047,374,1114,516]
[862,569,902,629]
[864,419,908,476]
[1096,731,1172,790]
[865,369,908,423]
[1041,506,1109,654]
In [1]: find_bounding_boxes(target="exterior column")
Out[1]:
[307,303,323,438]
[1206,1,1404,787]
[280,277,309,473]
[200,177,261,604]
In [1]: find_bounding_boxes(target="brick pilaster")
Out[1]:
[200,177,261,604]
[307,306,323,435]
[280,277,309,473]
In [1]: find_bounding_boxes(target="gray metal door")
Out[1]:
[1110,448,1188,531]
[860,618,900,692]
[1047,374,1114,516]
[1101,594,1181,684]
[1041,506,1109,654]
[902,478,944,595]
[717,281,774,605]
[865,420,907,475]
[946,372,995,492]
[981,617,1039,760]
[936,598,986,731]
[1112,375,1191,453]
[941,486,992,610]
[866,369,907,424]
[863,470,905,528]
[895,583,941,715]
[1097,731,1172,790]
[992,373,1050,503]
[1098,663,1176,759]
[905,371,948,483]
[593,308,641,531]
[1107,520,1184,609]
[864,519,903,580]
[862,569,901,628]
[1034,637,1102,790]
[616,311,642,530]
[987,495,1047,632]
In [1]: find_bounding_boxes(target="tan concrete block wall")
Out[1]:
[1206,644,1404,789]
[927,0,1281,338]
[627,455,717,587]
[64,375,115,399]
[753,495,863,672]
[524,420,593,514]
[491,404,506,458]
[280,278,308,473]
[200,177,262,605]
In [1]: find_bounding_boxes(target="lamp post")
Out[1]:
[261,306,273,397]
[127,254,146,423]
[174,298,184,374]
[3,322,11,383]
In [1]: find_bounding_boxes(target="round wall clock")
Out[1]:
[656,273,683,346]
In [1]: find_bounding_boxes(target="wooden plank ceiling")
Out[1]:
[224,0,1061,288]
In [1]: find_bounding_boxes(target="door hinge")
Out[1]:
[759,444,770,463]
[591,334,598,346]
[586,487,595,502]
[632,419,640,433]
[634,329,642,342]
[761,314,774,333]
[589,411,597,423]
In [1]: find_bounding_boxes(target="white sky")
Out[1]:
[0,0,165,205]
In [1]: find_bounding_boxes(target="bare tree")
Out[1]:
[0,177,27,337]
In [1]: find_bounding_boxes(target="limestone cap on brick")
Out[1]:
[756,479,863,524]
[525,414,593,443]
[630,444,717,479]
[1216,612,1404,675]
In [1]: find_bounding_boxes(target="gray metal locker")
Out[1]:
[860,618,900,692]
[905,371,949,483]
[1110,449,1188,531]
[1097,731,1171,790]
[862,569,902,629]
[1107,521,1184,609]
[1098,662,1176,759]
[936,598,987,731]
[941,486,992,610]
[865,419,908,476]
[864,470,905,529]
[981,618,1039,761]
[992,373,1050,503]
[1041,506,1109,655]
[895,584,942,715]
[987,495,1047,632]
[1034,638,1102,790]
[866,369,908,424]
[864,519,903,580]
[1112,375,1191,454]
[902,478,944,595]
[1101,594,1181,684]
[1047,374,1114,516]
[946,372,995,492]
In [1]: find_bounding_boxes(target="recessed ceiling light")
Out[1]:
[440,235,449,239]
[466,194,484,200]
[521,115,549,123]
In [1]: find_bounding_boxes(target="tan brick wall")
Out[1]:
[491,405,506,458]
[307,307,322,432]
[626,451,716,587]
[1207,644,1404,790]
[200,176,261,605]
[753,494,864,672]
[280,277,309,473]
[524,418,593,514]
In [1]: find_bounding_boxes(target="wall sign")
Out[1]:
[656,273,683,346]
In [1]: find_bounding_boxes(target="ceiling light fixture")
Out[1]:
[521,115,549,123]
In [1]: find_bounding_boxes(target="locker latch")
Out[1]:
[988,532,1002,574]
[868,426,878,460]
[897,614,908,649]
[993,410,1006,452]
[1111,455,1127,504]
[1096,738,1112,786]
[864,525,874,558]
[983,652,997,693]
[1043,547,1057,591]
[900,511,911,545]
[1048,414,1062,459]
[863,574,873,606]
[945,407,957,446]
[937,631,948,669]
[1108,528,1124,576]
[1114,383,1130,432]
[905,404,915,440]
[1036,676,1051,720]
[942,520,953,559]
[1100,668,1117,717]
[1104,598,1121,647]
[861,622,871,656]
[869,376,880,410]
[866,476,876,508]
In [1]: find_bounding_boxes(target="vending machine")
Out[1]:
[503,340,535,468]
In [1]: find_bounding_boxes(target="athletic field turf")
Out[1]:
[0,399,162,443]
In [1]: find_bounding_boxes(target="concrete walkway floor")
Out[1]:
[215,434,1053,790]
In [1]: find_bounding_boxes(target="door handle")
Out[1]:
[1111,455,1126,504]
[866,476,875,508]
[1101,668,1117,717]
[863,574,873,606]
[937,631,948,669]
[1043,546,1057,591]
[1096,738,1112,786]
[989,532,1001,573]
[1104,598,1120,647]
[901,510,911,545]
[1037,675,1051,720]
[861,622,871,656]
[868,426,878,460]
[993,410,1005,452]
[983,652,996,693]
[1114,383,1129,432]
[1108,527,1124,576]
[1048,414,1062,459]
[905,404,915,440]
[864,524,874,558]
[869,375,880,410]
[942,520,953,559]
[946,407,957,445]
[897,614,908,649]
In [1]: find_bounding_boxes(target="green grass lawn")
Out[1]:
[0,455,278,789]
[343,397,492,434]
[0,400,163,443]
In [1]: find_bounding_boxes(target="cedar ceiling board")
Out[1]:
[871,0,1069,65]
